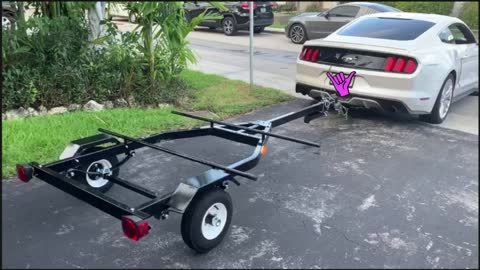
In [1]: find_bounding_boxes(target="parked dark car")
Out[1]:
[184,1,274,36]
[285,2,401,44]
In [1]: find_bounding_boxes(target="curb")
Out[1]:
[264,27,285,34]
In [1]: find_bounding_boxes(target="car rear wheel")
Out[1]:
[289,24,307,44]
[419,74,455,124]
[254,26,264,33]
[222,17,237,36]
[2,14,15,31]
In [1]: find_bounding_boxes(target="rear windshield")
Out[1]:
[337,17,435,41]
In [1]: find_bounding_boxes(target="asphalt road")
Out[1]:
[2,99,478,269]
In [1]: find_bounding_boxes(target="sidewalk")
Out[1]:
[265,27,285,34]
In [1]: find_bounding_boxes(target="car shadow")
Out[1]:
[193,27,267,36]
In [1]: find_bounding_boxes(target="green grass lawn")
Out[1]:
[269,23,286,29]
[2,70,293,178]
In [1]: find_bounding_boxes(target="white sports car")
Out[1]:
[295,12,479,123]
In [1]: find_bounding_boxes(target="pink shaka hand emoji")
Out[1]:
[327,71,356,97]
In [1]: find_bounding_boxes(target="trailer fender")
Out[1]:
[59,134,120,160]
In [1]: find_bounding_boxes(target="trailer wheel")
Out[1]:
[181,187,232,253]
[72,146,119,193]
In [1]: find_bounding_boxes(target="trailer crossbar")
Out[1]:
[106,175,157,199]
[171,111,320,147]
[98,128,258,181]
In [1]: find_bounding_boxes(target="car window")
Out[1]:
[337,17,435,41]
[328,6,360,18]
[438,28,455,44]
[447,24,477,44]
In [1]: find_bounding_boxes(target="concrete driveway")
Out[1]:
[3,99,478,268]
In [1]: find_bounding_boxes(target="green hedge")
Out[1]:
[305,3,321,12]
[460,2,479,29]
[379,2,453,15]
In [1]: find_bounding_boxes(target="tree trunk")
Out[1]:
[88,1,106,42]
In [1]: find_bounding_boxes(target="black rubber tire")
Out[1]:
[185,12,192,24]
[181,187,233,253]
[71,146,119,193]
[128,13,137,23]
[2,14,16,31]
[254,26,264,33]
[289,23,307,44]
[222,16,237,36]
[419,74,455,124]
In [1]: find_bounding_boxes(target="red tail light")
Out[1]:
[300,47,321,62]
[404,59,417,74]
[305,48,313,61]
[300,47,308,59]
[384,56,417,74]
[240,2,258,9]
[16,164,33,183]
[393,58,407,72]
[384,57,396,72]
[311,48,320,62]
[121,216,150,241]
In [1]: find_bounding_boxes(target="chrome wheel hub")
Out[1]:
[223,20,233,34]
[86,159,112,188]
[291,25,304,43]
[439,79,453,119]
[201,202,227,240]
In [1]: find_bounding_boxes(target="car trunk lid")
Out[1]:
[302,38,415,71]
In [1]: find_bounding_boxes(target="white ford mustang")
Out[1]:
[295,12,479,123]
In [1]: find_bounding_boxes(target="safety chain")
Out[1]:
[318,92,349,120]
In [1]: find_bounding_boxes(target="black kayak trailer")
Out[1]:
[16,99,347,253]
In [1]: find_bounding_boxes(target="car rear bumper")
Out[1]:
[295,60,440,114]
[236,17,274,29]
[296,83,420,114]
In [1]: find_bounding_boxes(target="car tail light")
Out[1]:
[311,48,320,62]
[384,57,396,72]
[384,56,417,74]
[393,58,407,72]
[300,47,308,59]
[305,48,313,61]
[300,47,320,62]
[121,215,150,241]
[240,2,258,9]
[17,164,33,183]
[404,59,417,74]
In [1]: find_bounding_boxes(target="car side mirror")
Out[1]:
[324,12,330,19]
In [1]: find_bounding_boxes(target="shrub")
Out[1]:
[305,3,321,13]
[460,2,479,29]
[277,2,296,13]
[378,2,453,15]
[2,2,224,112]
[2,16,90,110]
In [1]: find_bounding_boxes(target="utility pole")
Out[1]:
[249,1,254,90]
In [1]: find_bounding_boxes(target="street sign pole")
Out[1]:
[249,1,254,90]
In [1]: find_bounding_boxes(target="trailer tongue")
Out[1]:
[16,95,347,253]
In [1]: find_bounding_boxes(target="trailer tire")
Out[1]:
[72,146,119,193]
[181,187,232,253]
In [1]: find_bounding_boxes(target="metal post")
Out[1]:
[249,1,254,90]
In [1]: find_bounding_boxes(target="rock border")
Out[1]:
[2,99,172,121]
